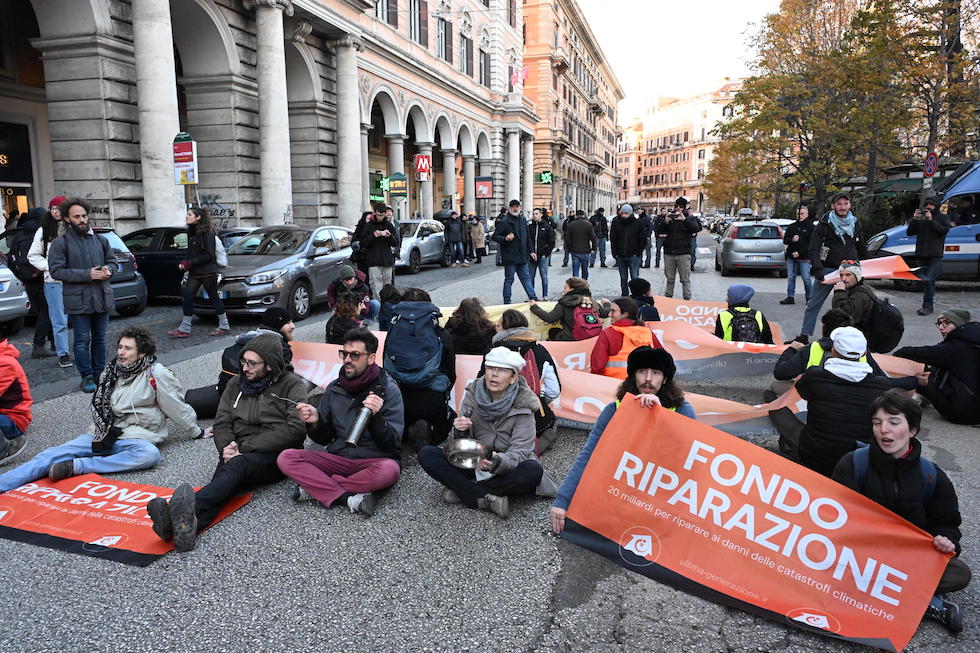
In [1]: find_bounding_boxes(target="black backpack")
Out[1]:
[7,226,42,282]
[728,308,763,343]
[866,298,904,353]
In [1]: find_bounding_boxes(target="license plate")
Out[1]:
[746,255,770,261]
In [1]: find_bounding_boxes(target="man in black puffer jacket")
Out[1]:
[833,390,970,634]
[907,195,951,316]
[493,199,538,304]
[894,309,980,425]
[360,210,401,294]
[609,205,646,297]
[656,206,700,300]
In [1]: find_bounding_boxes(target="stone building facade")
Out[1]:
[522,0,622,217]
[0,0,538,231]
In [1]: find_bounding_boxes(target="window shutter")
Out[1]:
[419,1,428,47]
[466,38,474,76]
[509,0,516,27]
[388,0,398,28]
[445,22,453,64]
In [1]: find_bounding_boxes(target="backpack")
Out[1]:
[728,308,763,343]
[7,226,42,282]
[214,235,228,268]
[571,297,602,340]
[852,443,936,500]
[866,297,903,353]
[383,301,449,392]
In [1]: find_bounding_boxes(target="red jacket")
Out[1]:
[0,339,32,432]
[590,319,664,375]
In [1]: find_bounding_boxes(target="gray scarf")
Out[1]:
[492,327,535,345]
[474,378,521,422]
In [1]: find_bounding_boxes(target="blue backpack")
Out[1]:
[852,443,937,500]
[382,301,449,392]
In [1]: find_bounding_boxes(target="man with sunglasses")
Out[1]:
[147,332,307,552]
[895,310,980,425]
[279,328,404,517]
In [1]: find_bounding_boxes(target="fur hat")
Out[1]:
[626,346,676,382]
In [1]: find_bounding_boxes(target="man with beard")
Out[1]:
[279,328,404,516]
[549,347,695,533]
[47,198,115,393]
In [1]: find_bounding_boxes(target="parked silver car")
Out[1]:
[193,225,353,320]
[714,220,787,277]
[0,264,30,335]
[395,220,450,274]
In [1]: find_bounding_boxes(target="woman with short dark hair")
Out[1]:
[168,207,230,338]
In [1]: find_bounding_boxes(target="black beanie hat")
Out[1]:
[626,346,676,382]
[261,307,291,331]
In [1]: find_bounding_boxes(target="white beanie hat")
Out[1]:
[484,346,526,373]
[830,326,867,360]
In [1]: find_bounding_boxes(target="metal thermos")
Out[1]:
[345,406,373,445]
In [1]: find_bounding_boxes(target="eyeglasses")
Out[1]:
[338,350,365,361]
[936,319,953,327]
[240,358,264,369]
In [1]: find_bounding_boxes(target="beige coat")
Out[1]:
[96,362,199,444]
[469,220,486,250]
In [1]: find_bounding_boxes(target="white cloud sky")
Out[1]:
[575,0,784,121]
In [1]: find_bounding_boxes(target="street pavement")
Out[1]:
[2,235,978,652]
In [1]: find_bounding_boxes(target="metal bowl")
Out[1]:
[446,438,489,469]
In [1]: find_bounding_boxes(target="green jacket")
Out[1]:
[831,281,876,337]
[213,332,307,455]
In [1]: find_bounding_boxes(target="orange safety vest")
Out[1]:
[602,325,654,378]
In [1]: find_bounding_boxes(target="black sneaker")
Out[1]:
[48,460,75,482]
[31,346,54,359]
[926,596,963,633]
[0,435,28,467]
[351,492,377,517]
[146,497,173,541]
[168,484,198,552]
[917,307,933,316]
[783,334,809,345]
[58,355,73,368]
[779,297,795,305]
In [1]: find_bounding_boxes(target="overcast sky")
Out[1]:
[576,0,783,121]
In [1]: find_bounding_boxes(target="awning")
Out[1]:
[872,177,923,196]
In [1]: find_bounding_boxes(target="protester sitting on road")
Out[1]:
[0,319,33,466]
[489,309,562,452]
[445,297,496,355]
[591,298,663,378]
[280,329,405,517]
[385,288,457,449]
[377,284,402,332]
[417,347,558,519]
[0,327,201,493]
[795,327,892,477]
[147,332,307,551]
[830,260,876,339]
[833,389,970,633]
[894,309,980,425]
[325,294,365,346]
[628,278,661,322]
[550,346,695,533]
[327,264,379,320]
[713,284,774,344]
[528,277,610,341]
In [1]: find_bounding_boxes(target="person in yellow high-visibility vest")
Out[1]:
[713,284,774,344]
[590,297,664,377]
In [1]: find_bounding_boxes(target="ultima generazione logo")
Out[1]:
[618,526,661,566]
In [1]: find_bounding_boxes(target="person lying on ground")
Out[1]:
[550,346,694,534]
[0,326,200,492]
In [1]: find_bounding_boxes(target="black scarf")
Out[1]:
[91,355,155,437]
[238,371,275,397]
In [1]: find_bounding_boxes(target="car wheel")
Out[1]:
[116,301,146,317]
[720,261,731,276]
[1,317,24,337]
[408,249,422,275]
[289,280,312,321]
[714,256,721,271]
[440,246,450,267]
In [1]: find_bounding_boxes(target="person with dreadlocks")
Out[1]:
[0,326,201,492]
[548,346,695,534]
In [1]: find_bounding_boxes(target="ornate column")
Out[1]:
[442,149,457,212]
[245,0,294,225]
[131,0,185,227]
[462,154,476,216]
[522,137,534,212]
[386,134,406,219]
[360,122,371,212]
[506,129,520,204]
[417,142,434,219]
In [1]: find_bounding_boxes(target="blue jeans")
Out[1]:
[655,236,665,266]
[449,241,465,264]
[72,311,109,380]
[786,259,813,299]
[44,282,70,357]
[616,255,642,296]
[0,434,160,493]
[362,299,381,321]
[0,414,22,440]
[571,253,591,279]
[530,255,550,298]
[920,257,942,309]
[502,263,537,304]
[800,280,834,337]
[643,239,653,266]
[590,238,607,266]
[690,237,698,269]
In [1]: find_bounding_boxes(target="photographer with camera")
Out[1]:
[907,195,951,316]
[656,201,700,300]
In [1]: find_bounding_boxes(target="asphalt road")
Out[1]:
[2,236,978,652]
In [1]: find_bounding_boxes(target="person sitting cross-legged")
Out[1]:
[0,326,201,492]
[713,284,774,344]
[417,347,558,519]
[278,328,404,517]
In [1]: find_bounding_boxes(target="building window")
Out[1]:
[697,149,705,159]
[508,0,517,28]
[437,17,453,63]
[377,0,398,28]
[410,0,428,45]
[507,64,514,93]
[683,131,689,141]
[479,49,491,87]
[460,35,473,76]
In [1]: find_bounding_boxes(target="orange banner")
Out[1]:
[564,396,948,651]
[821,255,920,284]
[0,475,249,566]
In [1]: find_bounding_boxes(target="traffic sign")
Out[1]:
[923,152,939,178]
[414,154,432,174]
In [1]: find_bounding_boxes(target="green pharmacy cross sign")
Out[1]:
[537,170,553,184]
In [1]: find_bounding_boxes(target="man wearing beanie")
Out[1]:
[831,259,876,339]
[609,204,646,296]
[549,346,695,534]
[714,284,774,344]
[326,264,379,322]
[895,309,980,425]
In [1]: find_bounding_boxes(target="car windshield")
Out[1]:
[227,229,311,255]
[736,225,780,240]
[97,230,131,253]
[399,223,420,238]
